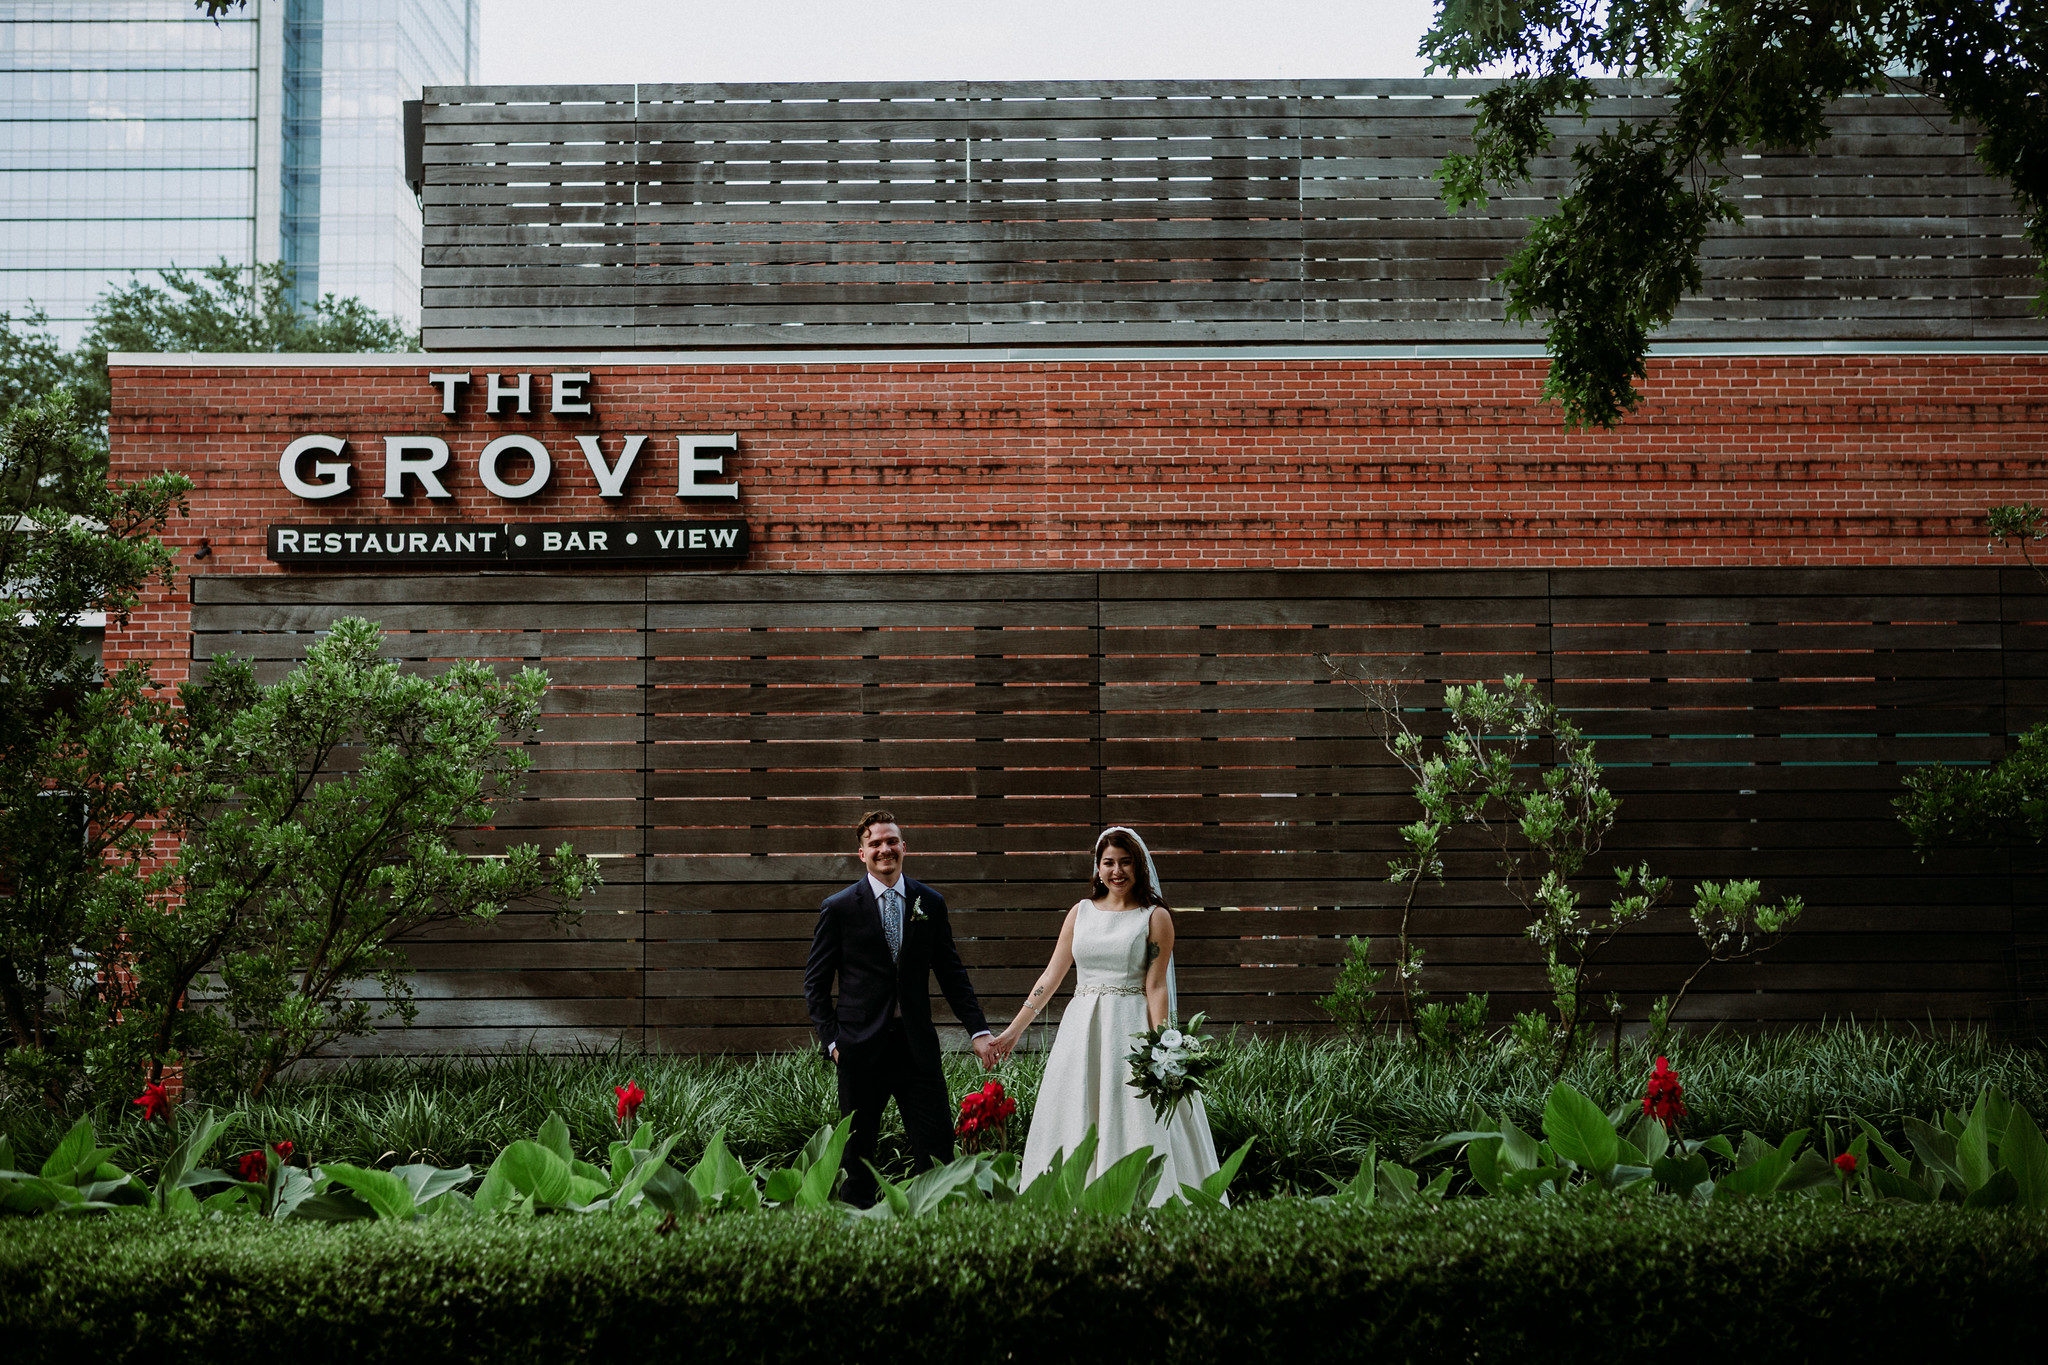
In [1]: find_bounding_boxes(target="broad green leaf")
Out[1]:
[1964,1167,2019,1209]
[762,1168,803,1205]
[41,1118,113,1187]
[566,1174,610,1207]
[1777,1150,1836,1193]
[608,1140,635,1188]
[1375,1159,1421,1206]
[0,1137,15,1172]
[686,1130,749,1205]
[1904,1116,1966,1190]
[1498,1117,1541,1171]
[1496,1165,1566,1197]
[1465,1134,1504,1194]
[1651,1152,1709,1198]
[1999,1103,2048,1211]
[865,1163,911,1220]
[319,1163,417,1222]
[493,1139,572,1206]
[1079,1147,1159,1217]
[1627,1115,1670,1166]
[1956,1093,1996,1193]
[1712,1146,1792,1201]
[391,1163,472,1208]
[1048,1130,1099,1212]
[1543,1082,1619,1174]
[536,1113,574,1166]
[0,1175,77,1214]
[799,1121,839,1172]
[797,1116,853,1209]
[270,1166,319,1221]
[902,1153,992,1218]
[611,1134,681,1213]
[1855,1118,1914,1176]
[1201,1138,1255,1202]
[639,1161,699,1218]
[1982,1087,2014,1147]
[1699,1135,1737,1162]
[154,1109,227,1213]
[429,1190,473,1219]
[202,1185,255,1215]
[1867,1165,1933,1203]
[286,1188,376,1222]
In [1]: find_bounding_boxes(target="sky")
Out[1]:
[477,0,1447,85]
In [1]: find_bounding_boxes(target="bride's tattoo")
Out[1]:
[1145,940,1160,965]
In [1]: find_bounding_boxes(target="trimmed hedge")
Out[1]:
[2,1200,2044,1362]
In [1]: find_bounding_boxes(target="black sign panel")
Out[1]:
[268,521,749,567]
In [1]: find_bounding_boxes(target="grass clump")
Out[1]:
[3,1024,2042,1196]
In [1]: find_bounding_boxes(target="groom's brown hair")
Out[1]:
[855,809,900,844]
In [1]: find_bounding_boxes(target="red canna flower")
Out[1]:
[273,1141,294,1162]
[233,1150,268,1184]
[614,1081,646,1125]
[1834,1152,1858,1175]
[132,1083,170,1123]
[956,1079,1015,1152]
[1641,1056,1688,1130]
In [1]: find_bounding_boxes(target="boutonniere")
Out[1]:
[909,896,929,923]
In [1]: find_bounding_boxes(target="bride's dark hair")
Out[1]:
[1091,828,1169,908]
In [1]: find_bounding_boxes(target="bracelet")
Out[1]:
[1020,1001,1039,1017]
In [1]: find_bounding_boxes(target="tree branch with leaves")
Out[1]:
[1424,0,2048,429]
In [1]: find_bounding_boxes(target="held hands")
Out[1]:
[971,1033,999,1070]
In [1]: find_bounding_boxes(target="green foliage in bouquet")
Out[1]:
[1125,1013,1222,1122]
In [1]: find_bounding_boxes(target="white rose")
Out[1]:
[1150,1059,1173,1081]
[1158,1029,1184,1049]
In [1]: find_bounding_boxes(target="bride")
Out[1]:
[989,826,1223,1203]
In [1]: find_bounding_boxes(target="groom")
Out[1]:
[804,810,995,1206]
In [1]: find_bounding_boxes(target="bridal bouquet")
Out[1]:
[1125,1013,1220,1123]
[956,1079,1017,1153]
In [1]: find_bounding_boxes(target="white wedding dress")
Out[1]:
[1019,901,1223,1205]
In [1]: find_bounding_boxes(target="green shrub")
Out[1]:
[0,1200,2043,1363]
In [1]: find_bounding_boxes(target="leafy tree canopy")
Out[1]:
[70,260,414,438]
[1423,0,2047,429]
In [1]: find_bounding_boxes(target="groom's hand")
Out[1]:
[971,1033,997,1069]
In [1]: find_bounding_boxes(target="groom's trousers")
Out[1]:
[835,1018,954,1207]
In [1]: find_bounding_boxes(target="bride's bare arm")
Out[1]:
[994,905,1079,1052]
[1144,906,1175,1029]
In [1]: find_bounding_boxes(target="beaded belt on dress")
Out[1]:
[1075,982,1146,996]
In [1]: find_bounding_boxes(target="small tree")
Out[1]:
[0,388,190,1104]
[121,619,601,1098]
[1327,665,1803,1066]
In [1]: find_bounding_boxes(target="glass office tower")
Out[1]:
[0,0,476,344]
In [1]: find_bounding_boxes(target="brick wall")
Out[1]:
[99,351,2048,1043]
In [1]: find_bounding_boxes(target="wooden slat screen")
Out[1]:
[189,568,2031,1055]
[421,80,2046,350]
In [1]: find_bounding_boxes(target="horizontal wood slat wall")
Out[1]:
[189,569,2032,1055]
[420,80,2045,349]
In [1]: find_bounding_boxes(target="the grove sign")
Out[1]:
[276,372,742,504]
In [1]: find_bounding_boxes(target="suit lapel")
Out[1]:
[855,877,884,948]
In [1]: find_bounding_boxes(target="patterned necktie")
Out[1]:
[882,887,903,962]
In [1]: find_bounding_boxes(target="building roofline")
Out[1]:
[103,340,2048,368]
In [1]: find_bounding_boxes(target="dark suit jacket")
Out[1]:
[803,874,989,1063]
